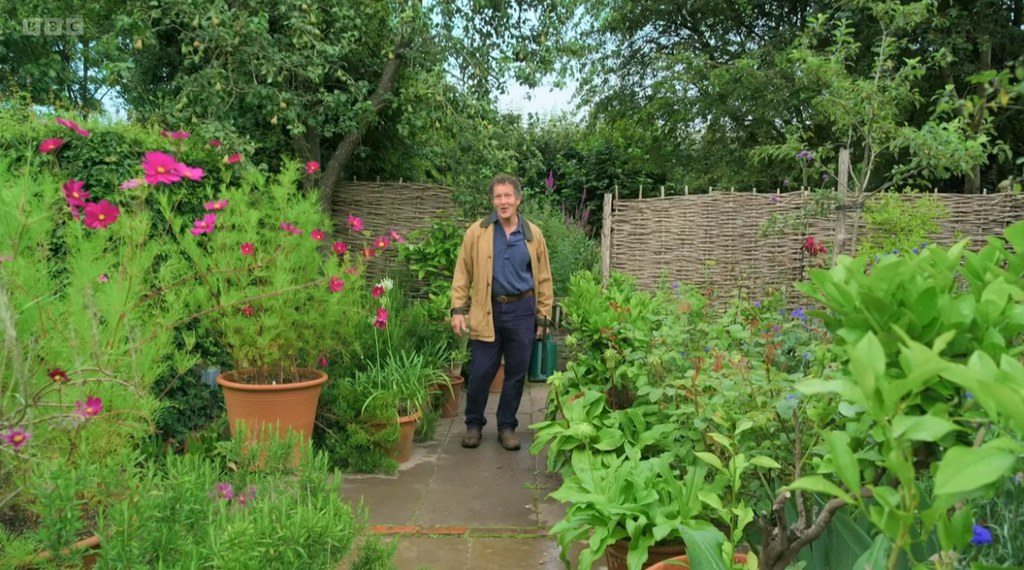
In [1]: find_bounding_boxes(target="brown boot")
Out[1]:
[498,429,521,451]
[461,425,482,448]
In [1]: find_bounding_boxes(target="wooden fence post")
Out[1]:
[601,193,613,287]
[833,149,851,265]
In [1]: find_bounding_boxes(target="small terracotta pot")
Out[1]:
[605,540,688,570]
[20,534,101,569]
[644,553,749,570]
[394,409,422,463]
[489,363,505,393]
[217,368,328,442]
[439,372,465,418]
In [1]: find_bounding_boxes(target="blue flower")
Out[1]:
[679,351,686,358]
[971,524,993,546]
[672,282,680,289]
[891,249,900,255]
[965,391,974,400]
[790,307,807,320]
[912,248,919,254]
[802,352,812,360]
[786,394,798,401]
[753,301,762,307]
[704,346,711,352]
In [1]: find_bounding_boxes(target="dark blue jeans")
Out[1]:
[465,296,535,432]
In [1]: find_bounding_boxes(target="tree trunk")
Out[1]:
[317,44,407,216]
[965,37,992,194]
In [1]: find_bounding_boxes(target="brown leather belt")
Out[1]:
[492,289,534,304]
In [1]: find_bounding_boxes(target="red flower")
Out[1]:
[329,276,345,293]
[161,130,191,139]
[240,243,254,255]
[305,161,320,174]
[310,229,325,241]
[317,354,328,368]
[332,241,347,255]
[362,247,375,259]
[241,306,254,316]
[372,285,384,299]
[374,236,390,250]
[83,200,120,229]
[226,153,242,164]
[209,139,223,147]
[346,215,363,232]
[56,117,90,137]
[39,138,65,153]
[373,307,389,329]
[48,368,69,383]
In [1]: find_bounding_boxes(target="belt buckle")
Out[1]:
[496,294,510,303]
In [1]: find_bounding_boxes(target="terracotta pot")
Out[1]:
[605,540,688,570]
[217,368,328,442]
[439,371,465,418]
[644,553,749,570]
[20,534,101,569]
[490,363,505,393]
[393,409,422,463]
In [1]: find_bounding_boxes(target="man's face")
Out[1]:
[492,183,521,222]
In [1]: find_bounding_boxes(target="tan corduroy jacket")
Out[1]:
[450,214,554,342]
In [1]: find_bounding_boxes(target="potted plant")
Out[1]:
[153,164,368,445]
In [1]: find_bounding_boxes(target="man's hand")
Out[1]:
[451,314,468,336]
[535,325,548,340]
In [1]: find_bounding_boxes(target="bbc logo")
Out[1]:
[22,17,84,36]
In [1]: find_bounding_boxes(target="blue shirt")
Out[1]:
[491,213,534,296]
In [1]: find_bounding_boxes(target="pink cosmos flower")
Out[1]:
[310,229,324,241]
[98,274,109,283]
[226,153,242,164]
[280,222,294,233]
[191,214,217,236]
[209,139,223,147]
[212,482,234,501]
[373,307,389,329]
[62,179,89,207]
[75,396,103,419]
[204,200,229,211]
[56,117,90,137]
[374,236,390,250]
[240,243,254,255]
[372,285,384,299]
[291,227,303,236]
[161,130,191,139]
[48,368,69,383]
[305,161,320,174]
[234,486,256,508]
[317,354,328,368]
[83,200,120,229]
[329,276,345,293]
[39,138,65,153]
[389,229,406,243]
[345,267,359,275]
[362,247,375,259]
[69,203,81,220]
[118,178,145,190]
[241,306,254,316]
[346,215,363,232]
[332,241,347,255]
[177,164,205,181]
[142,151,184,185]
[2,428,30,452]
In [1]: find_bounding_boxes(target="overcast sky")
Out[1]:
[496,81,579,118]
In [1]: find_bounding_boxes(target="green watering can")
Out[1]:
[528,333,557,382]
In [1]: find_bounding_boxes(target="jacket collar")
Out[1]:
[481,211,534,241]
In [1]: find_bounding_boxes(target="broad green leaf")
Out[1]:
[891,414,960,442]
[824,431,861,495]
[593,428,626,451]
[787,475,854,504]
[934,445,1019,495]
[678,520,727,570]
[748,456,782,469]
[694,451,724,472]
[698,490,724,511]
[853,535,891,570]
[707,432,734,451]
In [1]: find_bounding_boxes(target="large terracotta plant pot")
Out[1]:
[439,371,465,418]
[393,409,422,463]
[645,553,749,569]
[605,540,688,570]
[217,368,328,442]
[489,363,505,393]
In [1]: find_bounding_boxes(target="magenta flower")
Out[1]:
[234,486,256,508]
[329,276,345,293]
[372,285,384,299]
[332,241,347,255]
[241,306,254,316]
[211,482,234,501]
[545,170,555,190]
[362,247,375,259]
[345,267,359,275]
[374,236,391,250]
[98,274,109,283]
[317,354,328,368]
[204,200,229,211]
[39,138,65,153]
[75,396,103,419]
[209,139,222,147]
[346,214,363,232]
[240,242,254,255]
[161,130,191,140]
[177,165,205,181]
[48,368,69,383]
[83,200,120,229]
[280,222,294,233]
[2,428,31,452]
[190,214,217,236]
[311,229,325,241]
[142,151,184,185]
[305,161,320,174]
[389,229,406,243]
[56,117,90,137]
[226,153,242,164]
[118,178,145,190]
[373,307,389,329]
[62,179,89,207]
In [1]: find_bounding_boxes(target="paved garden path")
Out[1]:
[340,382,601,570]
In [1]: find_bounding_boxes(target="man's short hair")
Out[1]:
[490,174,522,198]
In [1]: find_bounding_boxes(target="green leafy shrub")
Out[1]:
[859,190,948,258]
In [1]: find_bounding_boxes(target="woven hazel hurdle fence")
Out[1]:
[330,180,459,284]
[601,188,1024,305]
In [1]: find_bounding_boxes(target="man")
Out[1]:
[450,173,554,450]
